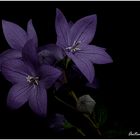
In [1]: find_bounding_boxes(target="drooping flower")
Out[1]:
[0,19,38,71]
[49,113,74,133]
[38,44,65,65]
[77,94,96,114]
[55,9,113,83]
[1,39,62,116]
[49,113,66,132]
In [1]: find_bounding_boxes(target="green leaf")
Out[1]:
[63,121,86,136]
[63,121,73,129]
[96,106,108,127]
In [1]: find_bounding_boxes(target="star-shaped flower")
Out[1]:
[55,9,113,83]
[0,19,38,70]
[1,39,62,116]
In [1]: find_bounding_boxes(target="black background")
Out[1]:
[0,1,140,138]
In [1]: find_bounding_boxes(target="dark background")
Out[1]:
[0,1,139,138]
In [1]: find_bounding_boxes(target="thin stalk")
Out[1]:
[84,114,102,136]
[54,95,76,111]
[57,58,102,136]
[55,95,101,136]
[70,91,102,136]
[55,96,86,136]
[75,127,86,136]
[69,90,78,103]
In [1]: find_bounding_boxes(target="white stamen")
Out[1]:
[73,40,81,46]
[71,47,81,53]
[65,41,81,53]
[26,75,39,85]
[65,47,73,50]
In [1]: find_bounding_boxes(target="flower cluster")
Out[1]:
[0,8,112,135]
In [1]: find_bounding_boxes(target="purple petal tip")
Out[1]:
[56,8,60,12]
[56,8,62,16]
[28,19,33,24]
[2,20,9,26]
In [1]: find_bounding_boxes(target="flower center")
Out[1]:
[26,75,39,86]
[65,41,81,53]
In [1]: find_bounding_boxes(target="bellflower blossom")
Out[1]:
[49,113,66,132]
[55,9,113,83]
[38,44,65,65]
[1,39,62,116]
[0,19,38,71]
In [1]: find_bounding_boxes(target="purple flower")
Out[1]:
[49,113,66,132]
[55,9,113,83]
[0,19,37,71]
[1,39,62,116]
[38,44,65,65]
[2,19,37,50]
[0,49,22,71]
[49,113,74,133]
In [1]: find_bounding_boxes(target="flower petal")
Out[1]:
[55,8,70,48]
[7,83,31,109]
[70,14,97,45]
[86,77,99,89]
[1,59,29,84]
[39,65,62,89]
[54,74,65,90]
[0,49,22,71]
[67,52,95,83]
[22,39,39,70]
[27,19,38,48]
[49,113,66,132]
[29,83,47,116]
[69,21,73,28]
[2,20,27,50]
[77,44,113,64]
[38,49,56,65]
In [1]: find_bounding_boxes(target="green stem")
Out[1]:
[65,57,71,70]
[55,96,86,136]
[55,95,101,136]
[92,115,99,128]
[84,114,97,128]
[68,90,102,136]
[57,58,101,136]
[54,96,77,111]
[97,128,102,136]
[63,70,68,84]
[75,127,86,136]
[83,114,102,136]
[69,90,78,103]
